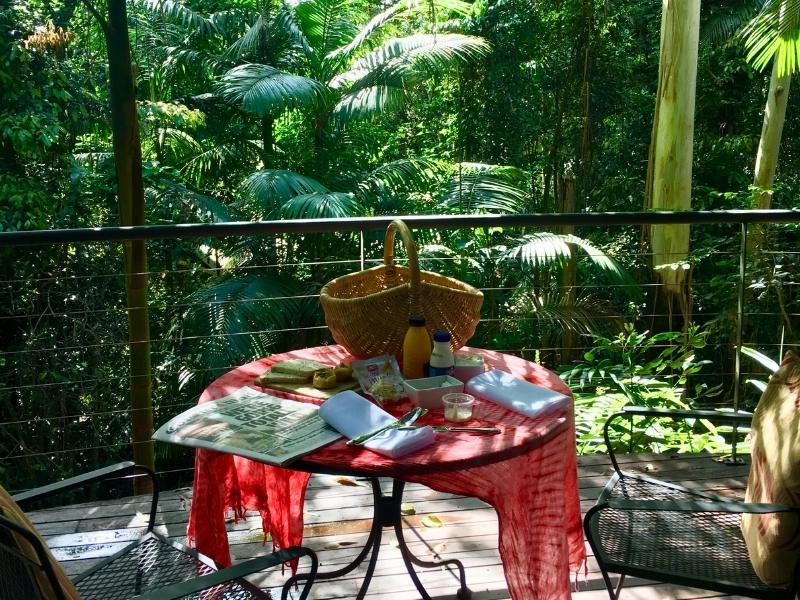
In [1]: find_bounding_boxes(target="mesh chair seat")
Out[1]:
[74,533,268,600]
[588,471,790,599]
[1,463,316,600]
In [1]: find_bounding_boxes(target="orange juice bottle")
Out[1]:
[402,315,431,379]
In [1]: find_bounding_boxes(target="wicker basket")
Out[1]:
[320,220,484,358]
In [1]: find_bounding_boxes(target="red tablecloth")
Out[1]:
[187,346,585,599]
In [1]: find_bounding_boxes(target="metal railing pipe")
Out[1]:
[1,209,799,246]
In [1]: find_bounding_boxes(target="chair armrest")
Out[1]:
[13,462,159,532]
[135,547,319,600]
[621,406,753,424]
[605,498,797,514]
[603,407,753,474]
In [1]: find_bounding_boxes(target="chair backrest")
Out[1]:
[0,485,80,600]
[742,350,800,588]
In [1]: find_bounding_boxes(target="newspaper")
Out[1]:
[153,386,342,466]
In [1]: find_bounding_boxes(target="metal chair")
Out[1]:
[1,462,318,600]
[584,406,800,600]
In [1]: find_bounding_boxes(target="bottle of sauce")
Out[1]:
[427,330,455,377]
[402,316,432,379]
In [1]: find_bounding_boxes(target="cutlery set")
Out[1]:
[347,407,500,446]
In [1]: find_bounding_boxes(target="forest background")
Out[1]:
[1,0,799,490]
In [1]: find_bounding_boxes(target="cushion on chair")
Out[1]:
[742,350,800,587]
[0,484,81,600]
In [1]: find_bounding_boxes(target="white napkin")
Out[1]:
[465,369,569,419]
[319,391,436,459]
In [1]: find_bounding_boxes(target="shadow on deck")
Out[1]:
[29,452,751,599]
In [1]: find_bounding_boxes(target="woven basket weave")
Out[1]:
[320,220,483,358]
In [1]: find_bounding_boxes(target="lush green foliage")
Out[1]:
[1,0,799,488]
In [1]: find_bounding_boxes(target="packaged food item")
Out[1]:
[453,352,485,382]
[351,355,405,404]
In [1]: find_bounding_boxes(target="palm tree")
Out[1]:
[216,0,489,175]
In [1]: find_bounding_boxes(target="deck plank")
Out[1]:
[28,452,754,599]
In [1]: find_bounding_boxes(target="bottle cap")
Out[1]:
[409,315,426,326]
[433,330,451,342]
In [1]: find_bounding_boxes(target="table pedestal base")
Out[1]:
[282,477,472,600]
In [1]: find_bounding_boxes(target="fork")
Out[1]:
[347,407,428,446]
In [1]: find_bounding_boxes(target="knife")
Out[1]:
[398,426,501,434]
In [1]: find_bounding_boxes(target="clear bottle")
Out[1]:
[427,330,455,377]
[402,316,432,379]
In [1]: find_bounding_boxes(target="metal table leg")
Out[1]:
[282,477,471,599]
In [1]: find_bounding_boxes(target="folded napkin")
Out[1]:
[319,391,436,459]
[465,369,569,419]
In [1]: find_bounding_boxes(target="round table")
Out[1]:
[187,346,585,600]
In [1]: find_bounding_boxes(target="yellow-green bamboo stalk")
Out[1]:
[645,0,700,321]
[753,52,792,210]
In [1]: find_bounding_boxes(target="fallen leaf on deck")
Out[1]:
[335,477,363,486]
[430,543,447,556]
[400,502,416,515]
[324,541,359,549]
[421,514,444,528]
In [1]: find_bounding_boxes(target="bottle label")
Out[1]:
[427,364,455,377]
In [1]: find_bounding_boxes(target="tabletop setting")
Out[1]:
[153,219,586,600]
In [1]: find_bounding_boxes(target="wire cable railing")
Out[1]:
[1,210,799,492]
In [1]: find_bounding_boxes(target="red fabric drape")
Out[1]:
[186,346,585,599]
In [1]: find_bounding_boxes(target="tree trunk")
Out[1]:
[644,0,699,326]
[752,59,791,209]
[105,0,154,490]
[559,176,577,366]
[261,115,274,166]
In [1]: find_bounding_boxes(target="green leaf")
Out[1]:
[275,192,363,219]
[421,514,444,527]
[741,346,781,373]
[742,0,800,76]
[217,64,329,117]
[242,169,329,212]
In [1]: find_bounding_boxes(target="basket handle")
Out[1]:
[383,220,422,314]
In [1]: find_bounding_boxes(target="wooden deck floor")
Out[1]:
[29,452,751,599]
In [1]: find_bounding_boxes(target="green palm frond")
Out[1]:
[702,1,761,44]
[357,158,447,197]
[275,192,363,219]
[441,168,528,213]
[181,140,261,185]
[217,64,329,117]
[154,180,234,222]
[509,287,620,337]
[134,0,218,37]
[505,233,629,283]
[742,0,800,75]
[333,85,407,123]
[225,9,298,67]
[294,0,363,57]
[180,275,303,378]
[346,34,489,80]
[241,169,329,211]
[326,1,408,60]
